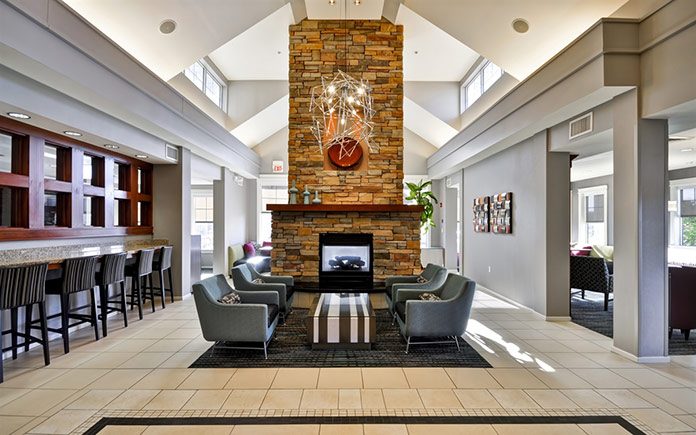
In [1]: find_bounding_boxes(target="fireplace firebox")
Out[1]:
[319,233,373,289]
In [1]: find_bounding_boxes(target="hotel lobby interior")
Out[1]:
[1,0,696,433]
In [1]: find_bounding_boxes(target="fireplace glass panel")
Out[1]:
[322,245,370,272]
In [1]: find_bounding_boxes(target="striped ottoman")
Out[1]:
[307,293,376,350]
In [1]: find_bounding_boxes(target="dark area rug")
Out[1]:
[190,308,491,368]
[571,292,696,356]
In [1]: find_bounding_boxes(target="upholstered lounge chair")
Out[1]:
[570,255,613,310]
[192,274,279,358]
[384,264,447,313]
[231,264,293,321]
[394,274,476,353]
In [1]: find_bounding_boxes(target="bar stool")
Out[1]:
[0,263,50,383]
[44,256,100,354]
[125,249,155,319]
[97,252,128,337]
[153,246,174,307]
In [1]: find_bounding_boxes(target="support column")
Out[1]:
[612,89,669,361]
[213,168,234,276]
[546,149,571,318]
[153,147,191,299]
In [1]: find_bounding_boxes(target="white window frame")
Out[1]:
[460,60,503,114]
[577,185,608,245]
[184,60,226,109]
[192,189,214,252]
[258,175,288,243]
[669,178,696,248]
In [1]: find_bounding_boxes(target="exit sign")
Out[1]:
[272,160,284,173]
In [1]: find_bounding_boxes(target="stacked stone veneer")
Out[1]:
[288,19,404,204]
[271,211,421,282]
[274,19,420,283]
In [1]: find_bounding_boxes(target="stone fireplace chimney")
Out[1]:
[270,19,421,285]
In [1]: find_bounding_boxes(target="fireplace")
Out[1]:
[319,232,373,289]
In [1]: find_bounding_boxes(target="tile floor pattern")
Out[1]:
[0,289,695,434]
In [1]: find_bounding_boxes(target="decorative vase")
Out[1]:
[303,186,311,205]
[288,180,299,204]
[312,190,321,204]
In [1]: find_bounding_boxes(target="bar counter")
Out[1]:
[0,239,169,268]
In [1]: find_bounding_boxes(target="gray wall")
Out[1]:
[253,127,288,174]
[570,175,615,245]
[462,132,569,316]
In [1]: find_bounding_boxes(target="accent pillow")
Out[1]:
[252,278,264,284]
[219,292,241,305]
[416,275,429,284]
[243,242,256,258]
[419,292,440,301]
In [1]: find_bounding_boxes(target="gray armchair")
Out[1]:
[231,264,293,320]
[192,274,279,358]
[394,274,476,353]
[385,264,447,313]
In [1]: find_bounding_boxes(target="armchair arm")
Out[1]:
[240,282,287,310]
[392,282,434,302]
[238,290,279,306]
[395,288,430,303]
[385,275,419,288]
[261,275,294,286]
[403,299,464,337]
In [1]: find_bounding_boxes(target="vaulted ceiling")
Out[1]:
[62,0,633,157]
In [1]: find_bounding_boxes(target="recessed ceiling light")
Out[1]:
[159,19,177,35]
[414,50,419,55]
[681,148,694,152]
[512,18,529,33]
[63,130,82,137]
[135,154,148,159]
[328,0,335,5]
[7,112,31,119]
[354,0,361,5]
[104,144,119,149]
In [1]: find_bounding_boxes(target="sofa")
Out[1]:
[192,274,279,358]
[669,265,696,340]
[570,255,613,310]
[229,243,270,274]
[394,273,477,353]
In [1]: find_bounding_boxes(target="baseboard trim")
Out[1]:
[611,346,670,364]
[476,286,570,321]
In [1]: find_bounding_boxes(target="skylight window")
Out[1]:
[460,60,503,113]
[184,61,225,109]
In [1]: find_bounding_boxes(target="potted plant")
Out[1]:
[405,180,438,232]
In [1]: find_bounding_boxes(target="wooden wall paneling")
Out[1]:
[129,164,139,225]
[104,157,114,228]
[27,135,44,229]
[71,147,84,228]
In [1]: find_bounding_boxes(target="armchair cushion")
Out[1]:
[243,242,257,257]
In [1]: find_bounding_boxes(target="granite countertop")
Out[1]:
[0,239,169,267]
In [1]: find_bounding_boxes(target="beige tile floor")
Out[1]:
[0,289,694,434]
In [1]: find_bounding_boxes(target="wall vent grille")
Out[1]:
[569,112,593,140]
[165,144,179,162]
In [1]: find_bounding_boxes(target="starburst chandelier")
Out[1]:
[310,70,375,154]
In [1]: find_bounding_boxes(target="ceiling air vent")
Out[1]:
[569,112,593,140]
[165,144,179,162]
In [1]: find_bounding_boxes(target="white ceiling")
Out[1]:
[231,95,290,147]
[209,4,295,81]
[403,0,630,80]
[305,0,385,19]
[404,97,458,147]
[397,5,479,81]
[62,0,288,80]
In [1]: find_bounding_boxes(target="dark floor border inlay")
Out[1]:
[84,415,646,435]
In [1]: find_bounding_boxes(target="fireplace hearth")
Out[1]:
[319,233,373,289]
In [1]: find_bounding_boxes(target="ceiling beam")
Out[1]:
[382,0,402,23]
[289,0,307,24]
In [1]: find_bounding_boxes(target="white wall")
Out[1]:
[227,80,289,128]
[253,127,289,174]
[462,132,569,317]
[404,81,461,129]
[404,129,438,175]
